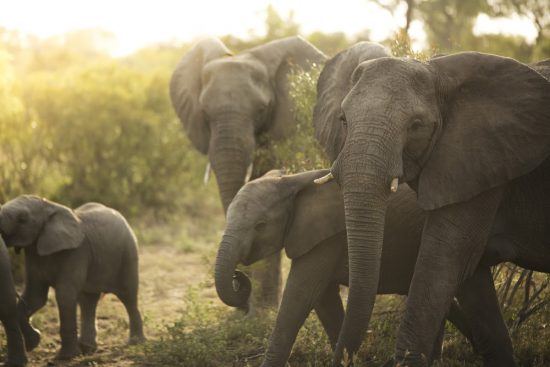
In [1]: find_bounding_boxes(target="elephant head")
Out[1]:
[170,36,326,211]
[313,43,550,360]
[214,169,345,309]
[0,195,84,256]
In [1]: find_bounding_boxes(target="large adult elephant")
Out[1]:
[170,36,326,307]
[215,169,514,366]
[312,42,550,366]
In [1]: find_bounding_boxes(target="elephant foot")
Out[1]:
[54,345,81,361]
[128,335,146,346]
[22,327,40,352]
[78,340,97,355]
[3,355,28,367]
[391,352,429,367]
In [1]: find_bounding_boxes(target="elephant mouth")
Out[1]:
[242,243,280,266]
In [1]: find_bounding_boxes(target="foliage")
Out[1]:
[135,287,273,367]
[0,36,218,218]
[388,29,434,60]
[253,64,329,176]
[489,0,550,45]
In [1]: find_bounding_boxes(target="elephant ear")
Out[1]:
[531,59,550,80]
[170,38,232,154]
[37,201,85,256]
[283,170,346,259]
[418,52,550,210]
[248,36,326,139]
[313,42,391,161]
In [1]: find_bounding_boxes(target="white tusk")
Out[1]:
[390,177,399,192]
[314,172,334,185]
[244,163,253,183]
[203,162,211,186]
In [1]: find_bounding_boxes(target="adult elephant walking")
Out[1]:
[170,36,326,308]
[313,43,550,366]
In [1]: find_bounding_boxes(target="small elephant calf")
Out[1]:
[215,170,513,367]
[0,196,145,361]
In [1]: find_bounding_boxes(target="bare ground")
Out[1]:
[8,244,218,367]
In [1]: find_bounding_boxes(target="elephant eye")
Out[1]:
[339,112,347,128]
[409,118,423,132]
[254,221,267,232]
[17,212,29,223]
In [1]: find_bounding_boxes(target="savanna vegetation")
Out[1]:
[0,2,549,366]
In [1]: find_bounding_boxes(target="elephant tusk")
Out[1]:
[314,172,334,185]
[390,177,399,193]
[203,162,211,186]
[244,163,253,183]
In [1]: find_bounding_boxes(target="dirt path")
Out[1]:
[18,245,216,367]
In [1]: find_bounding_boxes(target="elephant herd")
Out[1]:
[1,36,549,367]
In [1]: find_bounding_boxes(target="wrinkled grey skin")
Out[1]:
[313,42,550,366]
[171,36,326,308]
[0,235,27,367]
[215,169,513,367]
[0,196,145,361]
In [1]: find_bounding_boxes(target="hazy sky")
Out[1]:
[0,0,538,56]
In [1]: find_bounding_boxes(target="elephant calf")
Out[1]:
[0,196,145,361]
[215,170,512,367]
[0,235,26,367]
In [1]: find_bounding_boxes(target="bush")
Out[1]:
[254,63,329,175]
[136,287,273,367]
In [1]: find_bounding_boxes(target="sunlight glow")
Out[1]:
[0,0,538,56]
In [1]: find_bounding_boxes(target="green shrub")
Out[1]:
[254,63,329,175]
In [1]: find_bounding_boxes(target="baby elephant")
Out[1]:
[215,170,513,367]
[0,196,145,360]
[0,235,27,367]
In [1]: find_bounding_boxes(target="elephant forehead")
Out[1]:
[227,180,281,221]
[354,57,432,90]
[3,195,42,211]
[203,56,269,83]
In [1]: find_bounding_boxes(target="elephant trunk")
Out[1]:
[214,233,252,310]
[208,114,255,213]
[333,132,392,364]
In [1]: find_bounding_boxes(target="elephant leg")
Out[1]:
[394,188,504,367]
[250,251,282,310]
[430,320,445,361]
[17,283,48,352]
[78,292,100,354]
[116,290,145,345]
[0,252,27,365]
[313,282,344,350]
[1,313,27,367]
[455,266,516,367]
[432,300,471,362]
[447,299,475,346]
[261,240,343,367]
[54,286,80,360]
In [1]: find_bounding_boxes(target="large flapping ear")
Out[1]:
[37,201,85,256]
[313,42,391,161]
[170,38,232,154]
[418,52,550,210]
[282,170,345,259]
[248,36,327,139]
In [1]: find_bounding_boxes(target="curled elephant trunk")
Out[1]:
[214,235,252,310]
[333,134,392,364]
